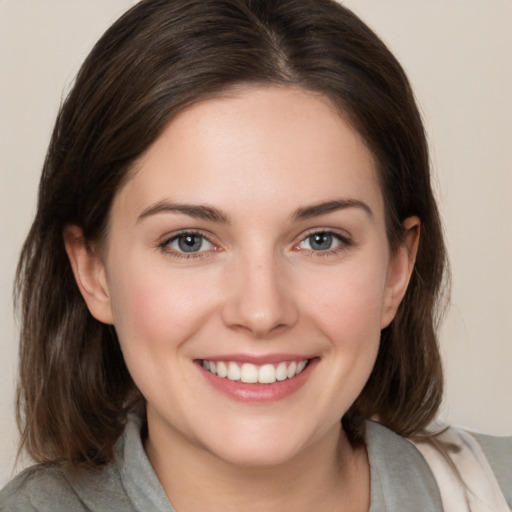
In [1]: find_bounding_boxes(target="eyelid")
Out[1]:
[156,227,352,258]
[296,227,351,244]
[293,228,352,254]
[160,228,212,244]
[158,229,221,257]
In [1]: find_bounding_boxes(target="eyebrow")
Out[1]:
[137,198,372,224]
[293,199,373,220]
[137,201,230,224]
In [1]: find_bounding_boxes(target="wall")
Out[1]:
[0,0,510,487]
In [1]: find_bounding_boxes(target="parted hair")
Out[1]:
[16,0,448,469]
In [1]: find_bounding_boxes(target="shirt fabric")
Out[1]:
[412,426,511,511]
[1,415,510,511]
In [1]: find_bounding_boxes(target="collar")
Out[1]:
[366,420,443,511]
[118,415,443,512]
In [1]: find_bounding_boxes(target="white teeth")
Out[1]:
[287,361,297,378]
[276,362,288,381]
[202,359,309,384]
[258,364,276,384]
[240,363,258,383]
[227,362,241,381]
[217,361,227,378]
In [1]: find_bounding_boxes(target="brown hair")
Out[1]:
[16,0,448,469]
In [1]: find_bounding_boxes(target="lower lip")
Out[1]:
[197,358,318,403]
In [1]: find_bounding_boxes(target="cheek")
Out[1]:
[106,264,224,409]
[300,260,388,341]
[311,265,386,397]
[107,263,220,357]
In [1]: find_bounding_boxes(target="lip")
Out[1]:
[196,356,319,403]
[199,353,313,365]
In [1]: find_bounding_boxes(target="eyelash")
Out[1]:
[158,229,352,260]
[159,230,218,260]
[295,229,352,257]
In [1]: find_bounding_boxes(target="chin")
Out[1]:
[208,439,305,468]
[195,419,326,469]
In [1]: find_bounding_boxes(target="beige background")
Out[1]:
[1,0,511,486]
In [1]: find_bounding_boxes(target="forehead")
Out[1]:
[113,86,383,223]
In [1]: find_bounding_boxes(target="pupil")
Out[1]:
[310,233,332,251]
[178,235,202,252]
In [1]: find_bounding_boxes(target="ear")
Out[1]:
[63,225,114,324]
[380,216,421,329]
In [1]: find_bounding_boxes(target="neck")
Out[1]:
[145,415,370,512]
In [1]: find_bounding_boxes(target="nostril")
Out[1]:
[227,321,290,340]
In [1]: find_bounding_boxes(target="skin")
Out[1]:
[65,86,419,511]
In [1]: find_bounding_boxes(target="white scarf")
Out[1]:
[411,427,510,511]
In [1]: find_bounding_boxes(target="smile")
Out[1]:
[201,359,309,384]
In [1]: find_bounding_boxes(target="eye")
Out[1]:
[164,233,214,254]
[297,231,348,252]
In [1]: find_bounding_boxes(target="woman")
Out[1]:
[1,1,510,510]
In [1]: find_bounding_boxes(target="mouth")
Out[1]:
[200,359,309,385]
[196,356,317,402]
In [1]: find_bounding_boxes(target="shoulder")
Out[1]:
[0,464,80,511]
[365,420,444,511]
[411,425,511,511]
[0,414,168,512]
[0,461,134,512]
[472,432,512,508]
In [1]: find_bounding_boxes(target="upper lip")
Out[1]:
[197,353,314,365]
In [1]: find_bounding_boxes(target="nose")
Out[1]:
[221,254,299,339]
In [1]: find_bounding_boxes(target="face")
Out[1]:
[68,86,417,468]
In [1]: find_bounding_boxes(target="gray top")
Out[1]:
[1,417,509,511]
[473,432,512,508]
